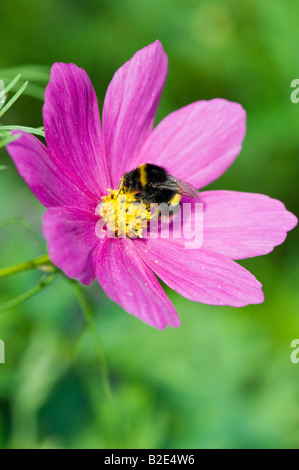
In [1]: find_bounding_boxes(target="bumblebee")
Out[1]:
[119,163,199,210]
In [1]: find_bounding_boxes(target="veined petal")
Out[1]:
[96,238,180,329]
[103,40,168,187]
[7,132,96,210]
[43,207,102,285]
[183,191,298,259]
[43,63,110,199]
[135,238,264,307]
[133,99,246,189]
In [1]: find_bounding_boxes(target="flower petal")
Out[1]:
[103,40,168,187]
[133,98,246,189]
[189,191,297,259]
[96,237,180,329]
[43,63,110,198]
[43,207,102,285]
[7,132,96,209]
[135,238,264,307]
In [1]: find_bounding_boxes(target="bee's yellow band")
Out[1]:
[169,193,182,206]
[139,163,147,187]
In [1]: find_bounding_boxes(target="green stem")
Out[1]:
[0,273,55,314]
[0,254,53,279]
[72,281,112,402]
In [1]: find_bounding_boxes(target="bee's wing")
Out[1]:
[168,176,199,198]
[148,176,199,198]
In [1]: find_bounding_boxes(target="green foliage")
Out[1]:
[0,66,50,100]
[0,74,44,149]
[0,0,298,450]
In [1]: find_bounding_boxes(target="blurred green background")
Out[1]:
[0,0,299,449]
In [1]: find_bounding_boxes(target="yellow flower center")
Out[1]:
[98,188,153,238]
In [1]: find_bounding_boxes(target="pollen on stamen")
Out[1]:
[98,189,153,238]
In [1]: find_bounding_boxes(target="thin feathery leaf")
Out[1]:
[0,81,28,118]
[0,125,45,137]
[0,78,45,101]
[0,66,49,100]
[0,74,21,102]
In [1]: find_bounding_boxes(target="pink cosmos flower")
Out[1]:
[6,41,297,329]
